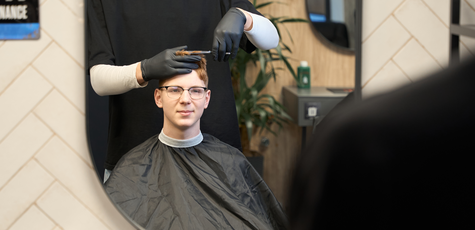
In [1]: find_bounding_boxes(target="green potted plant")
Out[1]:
[229,1,308,161]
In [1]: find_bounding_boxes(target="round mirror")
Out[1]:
[306,0,356,50]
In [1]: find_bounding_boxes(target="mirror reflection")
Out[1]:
[306,0,356,50]
[86,0,289,229]
[86,0,360,229]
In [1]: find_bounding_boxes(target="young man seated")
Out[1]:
[104,52,288,230]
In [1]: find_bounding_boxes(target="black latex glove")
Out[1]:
[212,7,247,62]
[141,46,202,81]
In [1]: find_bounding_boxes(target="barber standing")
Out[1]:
[87,0,279,179]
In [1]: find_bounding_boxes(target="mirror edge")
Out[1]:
[84,0,363,228]
[305,0,357,53]
[84,1,144,229]
[354,0,362,102]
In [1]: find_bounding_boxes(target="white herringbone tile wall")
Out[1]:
[362,0,475,98]
[0,0,135,229]
[1,0,474,229]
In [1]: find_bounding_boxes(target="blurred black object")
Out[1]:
[85,73,108,182]
[288,57,475,229]
[312,22,349,48]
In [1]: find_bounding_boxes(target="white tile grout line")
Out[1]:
[460,40,475,57]
[57,0,85,19]
[0,60,38,98]
[30,60,86,116]
[362,0,407,43]
[0,85,55,144]
[41,0,50,7]
[461,0,475,56]
[0,34,54,97]
[38,203,63,230]
[465,0,475,11]
[413,37,445,69]
[51,225,64,230]
[32,181,64,229]
[391,57,414,83]
[34,158,113,230]
[5,180,57,230]
[392,12,447,69]
[391,5,413,36]
[26,88,93,168]
[0,134,55,193]
[0,45,90,176]
[362,36,413,89]
[30,106,94,170]
[32,181,64,230]
[37,203,63,230]
[40,20,85,69]
[422,0,475,61]
[422,0,450,28]
[7,204,58,229]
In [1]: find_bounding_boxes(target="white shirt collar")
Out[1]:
[158,130,203,148]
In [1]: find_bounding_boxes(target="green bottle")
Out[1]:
[298,61,310,89]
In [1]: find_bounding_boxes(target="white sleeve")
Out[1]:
[244,12,279,51]
[90,63,148,96]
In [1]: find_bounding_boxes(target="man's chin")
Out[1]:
[172,115,202,131]
[175,121,198,130]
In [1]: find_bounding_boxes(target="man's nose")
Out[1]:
[179,90,192,103]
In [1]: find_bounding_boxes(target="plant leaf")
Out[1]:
[245,116,253,142]
[275,45,298,82]
[231,2,307,140]
[255,2,273,9]
[280,18,309,23]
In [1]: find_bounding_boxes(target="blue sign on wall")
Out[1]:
[0,0,39,40]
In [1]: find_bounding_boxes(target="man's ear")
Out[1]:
[154,88,163,108]
[204,90,211,109]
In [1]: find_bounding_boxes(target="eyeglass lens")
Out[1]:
[165,86,206,99]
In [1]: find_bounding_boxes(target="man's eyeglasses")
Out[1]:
[158,86,208,100]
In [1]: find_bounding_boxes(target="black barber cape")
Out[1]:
[88,0,260,170]
[105,132,288,230]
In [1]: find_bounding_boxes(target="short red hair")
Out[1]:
[159,50,208,87]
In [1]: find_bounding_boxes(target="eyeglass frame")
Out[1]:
[157,86,209,100]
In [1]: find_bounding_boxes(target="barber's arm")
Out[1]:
[212,7,279,62]
[90,46,201,96]
[239,9,279,50]
[90,63,144,96]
